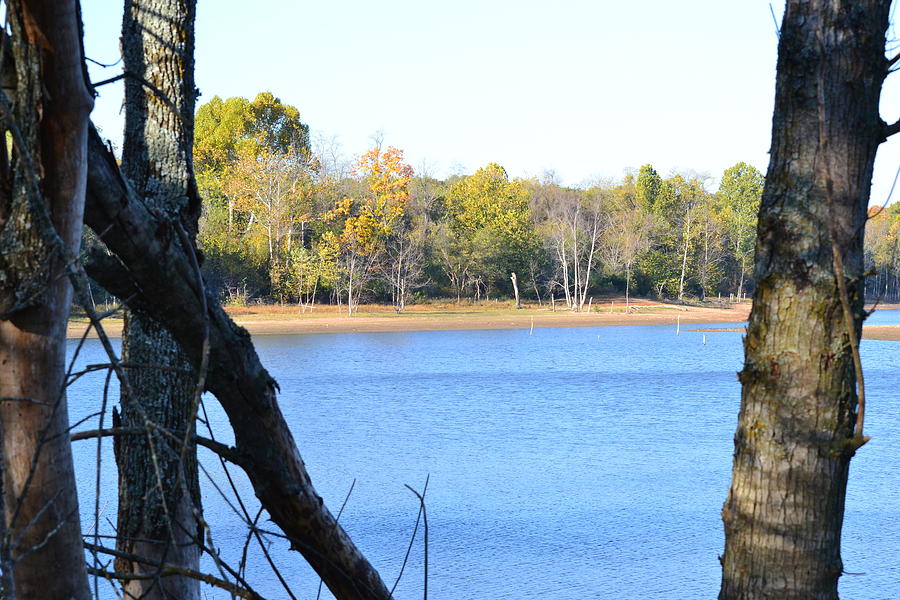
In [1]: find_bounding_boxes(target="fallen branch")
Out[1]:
[83,124,391,600]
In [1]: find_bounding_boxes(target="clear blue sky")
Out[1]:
[82,1,900,201]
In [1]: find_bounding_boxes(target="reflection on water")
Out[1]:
[67,311,900,598]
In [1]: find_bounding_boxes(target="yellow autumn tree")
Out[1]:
[224,145,314,300]
[440,163,537,301]
[325,146,414,314]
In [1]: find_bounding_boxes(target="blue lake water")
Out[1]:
[66,311,900,598]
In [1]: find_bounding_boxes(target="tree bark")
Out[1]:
[0,1,93,598]
[114,2,203,597]
[84,123,393,599]
[719,2,890,598]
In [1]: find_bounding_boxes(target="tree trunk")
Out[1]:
[678,218,690,300]
[0,2,93,598]
[116,2,202,597]
[510,272,521,309]
[625,265,631,312]
[347,259,354,316]
[719,2,890,598]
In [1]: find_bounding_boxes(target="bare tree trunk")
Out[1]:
[0,2,92,598]
[678,218,690,301]
[529,261,543,306]
[510,272,521,309]
[719,2,890,598]
[625,265,631,312]
[347,257,354,316]
[114,2,202,598]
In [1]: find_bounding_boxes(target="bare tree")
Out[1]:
[114,1,203,597]
[381,224,427,313]
[720,1,891,597]
[601,193,655,311]
[0,1,93,597]
[535,184,607,311]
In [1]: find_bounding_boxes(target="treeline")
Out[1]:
[865,204,900,302]
[194,92,767,311]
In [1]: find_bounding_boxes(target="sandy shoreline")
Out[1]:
[67,301,753,339]
[65,301,900,341]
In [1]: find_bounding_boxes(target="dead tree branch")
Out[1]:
[83,123,392,600]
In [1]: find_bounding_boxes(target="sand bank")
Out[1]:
[66,300,753,339]
[66,301,900,340]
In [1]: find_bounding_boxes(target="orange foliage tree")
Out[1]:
[326,146,413,313]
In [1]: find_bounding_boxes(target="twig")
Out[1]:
[86,55,122,69]
[403,477,430,600]
[196,398,298,599]
[92,73,124,88]
[769,3,781,38]
[84,548,263,600]
[391,475,429,596]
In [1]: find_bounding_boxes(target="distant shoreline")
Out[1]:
[67,298,752,339]
[65,301,900,340]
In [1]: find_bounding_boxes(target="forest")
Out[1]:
[182,92,900,310]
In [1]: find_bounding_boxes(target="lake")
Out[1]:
[67,311,900,598]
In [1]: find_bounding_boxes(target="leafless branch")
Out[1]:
[84,542,263,600]
[769,3,781,38]
[884,118,900,139]
[71,427,245,467]
[391,475,429,596]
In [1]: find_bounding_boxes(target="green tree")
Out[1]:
[444,163,537,299]
[534,181,609,311]
[653,174,707,300]
[636,163,664,210]
[695,189,728,299]
[718,162,763,298]
[288,232,341,311]
[194,92,311,298]
[194,91,309,182]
